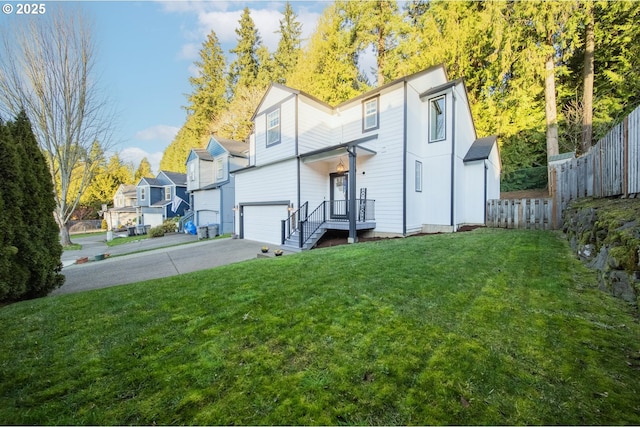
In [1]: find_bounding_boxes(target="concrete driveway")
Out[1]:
[54,234,287,295]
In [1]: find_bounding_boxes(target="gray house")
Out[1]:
[185,136,248,234]
[136,171,189,227]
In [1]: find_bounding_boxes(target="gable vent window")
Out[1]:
[165,187,171,201]
[140,187,146,201]
[266,108,281,146]
[363,97,379,132]
[429,96,446,142]
[216,158,224,180]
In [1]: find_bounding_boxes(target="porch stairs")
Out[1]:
[281,221,326,252]
[281,191,375,252]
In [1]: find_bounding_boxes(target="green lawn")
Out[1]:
[1,229,639,425]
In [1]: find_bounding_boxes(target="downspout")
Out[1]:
[295,95,301,211]
[484,160,488,224]
[402,81,408,236]
[347,146,357,243]
[450,89,456,229]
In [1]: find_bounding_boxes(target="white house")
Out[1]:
[185,136,248,234]
[105,184,137,230]
[233,65,501,249]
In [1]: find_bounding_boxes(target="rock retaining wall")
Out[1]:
[563,198,640,306]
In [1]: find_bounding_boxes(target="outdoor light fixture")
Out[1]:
[336,158,345,173]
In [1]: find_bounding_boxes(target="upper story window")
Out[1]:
[189,162,195,181]
[140,187,146,201]
[429,96,446,142]
[216,158,224,180]
[266,108,280,146]
[362,97,379,132]
[165,187,171,201]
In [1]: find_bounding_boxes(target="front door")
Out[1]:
[330,172,348,219]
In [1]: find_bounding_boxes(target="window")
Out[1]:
[140,187,146,201]
[216,158,224,180]
[429,96,446,142]
[266,108,280,146]
[363,97,379,132]
[415,161,423,192]
[189,163,195,181]
[165,187,171,201]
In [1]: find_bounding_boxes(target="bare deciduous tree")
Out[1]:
[0,7,115,245]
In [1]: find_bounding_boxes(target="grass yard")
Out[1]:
[1,229,639,425]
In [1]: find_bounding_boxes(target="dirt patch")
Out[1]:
[501,188,550,199]
[313,226,483,249]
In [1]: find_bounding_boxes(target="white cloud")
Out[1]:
[162,2,322,65]
[134,125,180,142]
[120,147,164,176]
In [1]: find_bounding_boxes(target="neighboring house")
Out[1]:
[105,184,137,230]
[185,136,248,234]
[233,64,501,249]
[136,171,189,227]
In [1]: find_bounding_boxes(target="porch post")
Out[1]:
[348,147,357,243]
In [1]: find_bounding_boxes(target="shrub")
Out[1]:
[148,226,165,238]
[162,218,178,234]
[101,219,108,230]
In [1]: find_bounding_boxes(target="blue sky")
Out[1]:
[1,1,327,173]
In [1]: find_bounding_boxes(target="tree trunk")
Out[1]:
[377,27,386,86]
[581,0,595,154]
[545,55,559,159]
[56,214,72,246]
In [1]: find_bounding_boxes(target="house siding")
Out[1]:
[354,85,406,234]
[298,98,335,154]
[254,94,296,166]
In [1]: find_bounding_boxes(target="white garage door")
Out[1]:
[242,204,288,245]
[143,213,163,228]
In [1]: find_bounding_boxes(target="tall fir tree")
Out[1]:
[228,7,262,92]
[186,30,228,137]
[273,2,303,84]
[134,157,154,182]
[286,2,368,105]
[161,31,228,173]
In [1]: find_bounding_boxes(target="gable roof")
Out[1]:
[117,184,137,197]
[216,137,249,158]
[190,148,214,162]
[463,135,498,162]
[138,177,163,186]
[336,64,448,109]
[159,171,187,186]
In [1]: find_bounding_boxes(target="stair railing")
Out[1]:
[281,202,308,244]
[299,201,327,248]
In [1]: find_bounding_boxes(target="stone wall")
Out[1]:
[563,198,640,306]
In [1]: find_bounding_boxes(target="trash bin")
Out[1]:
[127,226,136,237]
[207,224,219,238]
[197,226,209,240]
[136,224,145,235]
[145,225,151,235]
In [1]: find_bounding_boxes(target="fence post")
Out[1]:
[623,116,629,197]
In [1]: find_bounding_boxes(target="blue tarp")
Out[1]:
[184,221,197,235]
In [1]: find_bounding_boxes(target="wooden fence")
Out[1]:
[548,106,640,227]
[486,198,555,230]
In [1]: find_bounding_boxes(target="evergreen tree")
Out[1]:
[134,157,153,182]
[0,111,63,302]
[228,7,262,91]
[273,2,303,84]
[286,2,368,105]
[186,30,228,137]
[344,0,401,86]
[0,118,28,301]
